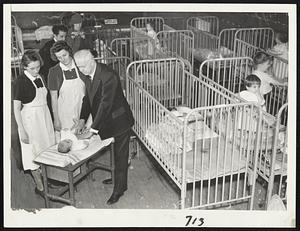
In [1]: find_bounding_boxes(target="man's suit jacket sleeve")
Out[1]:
[91,71,117,131]
[80,89,91,122]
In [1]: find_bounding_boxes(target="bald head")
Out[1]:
[74,49,96,76]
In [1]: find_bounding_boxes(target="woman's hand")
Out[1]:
[20,128,29,144]
[54,119,62,131]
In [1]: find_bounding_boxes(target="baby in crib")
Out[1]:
[267,32,288,60]
[252,52,288,97]
[145,21,161,56]
[237,74,266,111]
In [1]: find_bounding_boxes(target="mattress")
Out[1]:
[34,136,113,167]
[143,107,246,183]
[193,46,234,62]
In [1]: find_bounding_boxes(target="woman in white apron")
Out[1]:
[48,41,90,141]
[13,50,55,195]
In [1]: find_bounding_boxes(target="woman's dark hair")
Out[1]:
[275,32,288,44]
[245,74,261,87]
[253,51,273,67]
[52,24,68,35]
[50,41,73,62]
[21,50,43,69]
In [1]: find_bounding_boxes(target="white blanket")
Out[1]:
[34,136,114,167]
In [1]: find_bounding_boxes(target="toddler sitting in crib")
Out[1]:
[267,32,288,60]
[252,52,288,97]
[237,74,266,111]
[145,21,161,56]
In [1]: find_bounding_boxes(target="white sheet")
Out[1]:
[34,136,113,167]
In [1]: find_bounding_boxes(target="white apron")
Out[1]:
[19,77,55,170]
[57,67,85,130]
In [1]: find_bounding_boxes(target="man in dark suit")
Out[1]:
[73,49,134,205]
[39,24,68,82]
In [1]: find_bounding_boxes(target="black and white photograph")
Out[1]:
[3,3,296,227]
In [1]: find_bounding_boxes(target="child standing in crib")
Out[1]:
[145,21,160,56]
[238,74,266,111]
[268,32,288,60]
[252,52,287,97]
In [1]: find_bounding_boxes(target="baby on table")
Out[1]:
[57,128,90,153]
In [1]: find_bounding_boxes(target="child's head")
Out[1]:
[253,51,273,71]
[245,74,261,94]
[275,32,288,44]
[146,21,155,32]
[58,139,73,153]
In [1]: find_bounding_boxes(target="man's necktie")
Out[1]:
[33,78,43,88]
[86,75,92,91]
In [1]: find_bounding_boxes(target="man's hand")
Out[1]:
[71,118,85,135]
[76,130,94,140]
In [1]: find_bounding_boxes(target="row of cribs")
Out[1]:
[124,58,287,209]
[197,57,288,206]
[11,15,288,209]
[11,15,288,81]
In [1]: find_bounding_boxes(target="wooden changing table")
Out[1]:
[34,137,115,208]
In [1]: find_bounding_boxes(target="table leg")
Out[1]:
[41,164,50,208]
[68,170,75,206]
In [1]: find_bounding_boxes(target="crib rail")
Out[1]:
[199,57,288,117]
[234,27,274,53]
[111,37,161,61]
[199,57,253,93]
[127,58,184,108]
[11,15,24,80]
[126,58,259,209]
[95,56,130,89]
[127,76,185,188]
[130,17,165,34]
[199,58,288,203]
[187,16,219,36]
[157,30,194,71]
[266,104,288,207]
[218,28,240,54]
[187,16,219,51]
[95,25,130,48]
[182,103,261,209]
[270,55,288,80]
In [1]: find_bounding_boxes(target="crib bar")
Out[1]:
[95,56,130,90]
[126,58,260,209]
[199,57,288,203]
[234,28,274,54]
[187,16,219,51]
[266,103,288,208]
[130,17,165,34]
[110,36,161,61]
[218,28,239,53]
[270,55,288,80]
[199,57,287,117]
[183,103,260,209]
[157,30,194,72]
[11,15,23,80]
